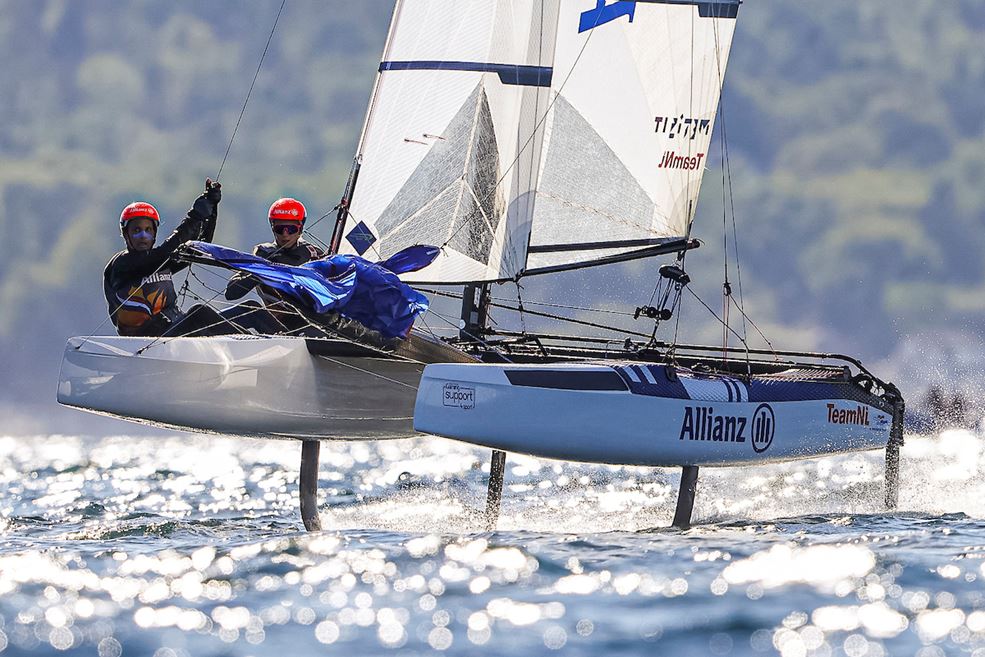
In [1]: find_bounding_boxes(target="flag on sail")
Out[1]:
[341,0,741,284]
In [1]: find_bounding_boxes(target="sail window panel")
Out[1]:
[346,74,520,283]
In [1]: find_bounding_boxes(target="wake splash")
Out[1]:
[0,429,981,536]
[324,430,985,533]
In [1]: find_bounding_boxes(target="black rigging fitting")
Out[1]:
[634,263,691,330]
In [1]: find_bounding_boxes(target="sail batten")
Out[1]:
[341,0,739,284]
[379,61,555,87]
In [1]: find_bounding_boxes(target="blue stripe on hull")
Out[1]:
[608,364,890,410]
[612,364,690,399]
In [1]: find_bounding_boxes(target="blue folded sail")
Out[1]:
[186,242,438,338]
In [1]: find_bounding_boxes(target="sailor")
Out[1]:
[223,198,326,332]
[225,197,325,296]
[105,179,234,337]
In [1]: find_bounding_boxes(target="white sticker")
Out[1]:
[443,383,475,410]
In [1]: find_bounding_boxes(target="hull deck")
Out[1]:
[58,335,426,439]
[414,360,899,466]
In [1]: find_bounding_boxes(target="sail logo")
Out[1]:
[750,403,775,453]
[658,151,705,170]
[655,116,713,140]
[579,1,635,33]
[826,403,869,426]
[679,403,775,453]
[443,383,475,410]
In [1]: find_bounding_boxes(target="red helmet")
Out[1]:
[268,198,306,223]
[120,202,160,227]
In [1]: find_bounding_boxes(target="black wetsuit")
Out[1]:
[104,199,221,337]
[223,239,327,333]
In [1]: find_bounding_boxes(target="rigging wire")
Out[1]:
[215,0,288,181]
[424,308,516,362]
[685,287,750,350]
[515,282,527,335]
[421,286,653,340]
[728,294,777,356]
[489,297,634,317]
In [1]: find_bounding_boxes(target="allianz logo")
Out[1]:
[679,403,775,453]
[140,272,172,285]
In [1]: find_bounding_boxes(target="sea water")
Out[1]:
[1,431,983,656]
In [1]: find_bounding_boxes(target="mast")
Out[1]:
[327,0,403,255]
[328,158,361,254]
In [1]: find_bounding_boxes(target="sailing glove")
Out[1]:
[205,178,222,207]
[190,194,214,221]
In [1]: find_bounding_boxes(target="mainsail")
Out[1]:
[340,0,741,284]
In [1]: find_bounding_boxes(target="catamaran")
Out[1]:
[58,0,905,531]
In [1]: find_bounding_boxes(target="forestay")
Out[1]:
[340,0,741,284]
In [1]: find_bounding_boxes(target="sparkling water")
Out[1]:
[1,431,983,656]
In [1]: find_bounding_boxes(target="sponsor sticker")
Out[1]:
[826,403,870,426]
[443,383,475,410]
[658,151,706,170]
[140,272,173,285]
[678,402,775,454]
[655,115,713,140]
[750,403,775,453]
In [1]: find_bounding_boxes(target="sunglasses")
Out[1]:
[271,223,301,236]
[130,228,155,239]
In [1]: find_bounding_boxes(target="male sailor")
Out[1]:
[223,197,326,332]
[105,179,234,337]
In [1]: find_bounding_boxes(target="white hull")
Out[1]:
[58,336,423,439]
[414,362,895,467]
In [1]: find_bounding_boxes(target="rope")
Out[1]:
[215,0,288,181]
[421,286,652,340]
[728,295,778,356]
[489,297,634,317]
[515,282,527,335]
[685,287,750,349]
[425,307,514,362]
